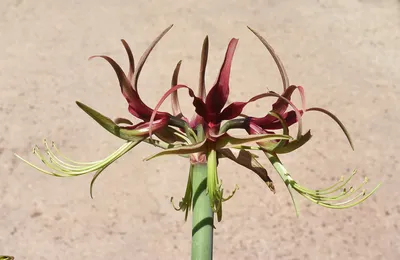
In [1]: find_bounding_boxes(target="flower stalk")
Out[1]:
[191,163,214,260]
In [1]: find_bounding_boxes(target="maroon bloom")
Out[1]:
[149,37,303,140]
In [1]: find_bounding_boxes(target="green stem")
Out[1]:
[191,163,214,260]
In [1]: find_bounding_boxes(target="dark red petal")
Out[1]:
[148,84,201,137]
[89,55,136,102]
[189,114,204,128]
[247,122,267,135]
[198,36,209,101]
[205,38,239,114]
[217,86,303,124]
[248,92,303,139]
[247,27,289,91]
[89,55,166,121]
[121,39,135,81]
[272,85,297,114]
[171,61,184,117]
[264,110,304,130]
[306,107,354,150]
[219,101,247,121]
[133,25,173,91]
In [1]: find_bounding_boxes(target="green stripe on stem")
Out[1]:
[191,163,214,260]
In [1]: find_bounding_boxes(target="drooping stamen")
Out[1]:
[15,140,141,177]
[266,152,380,212]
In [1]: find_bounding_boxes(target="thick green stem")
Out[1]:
[191,163,214,260]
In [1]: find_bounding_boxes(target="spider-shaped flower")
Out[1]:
[17,25,379,222]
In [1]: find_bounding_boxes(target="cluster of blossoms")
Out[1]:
[17,25,379,221]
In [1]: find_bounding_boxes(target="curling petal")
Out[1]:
[132,25,173,91]
[205,38,238,115]
[198,36,209,101]
[247,26,289,91]
[248,91,303,139]
[171,60,184,117]
[89,55,162,120]
[148,84,204,137]
[306,107,354,150]
[121,39,135,81]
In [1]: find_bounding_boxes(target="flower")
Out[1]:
[16,25,380,221]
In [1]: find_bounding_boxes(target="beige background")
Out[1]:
[1,0,399,259]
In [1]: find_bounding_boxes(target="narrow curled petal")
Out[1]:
[189,36,209,127]
[121,39,135,81]
[218,101,247,121]
[306,107,354,150]
[89,55,166,120]
[132,24,173,91]
[171,60,184,117]
[76,101,168,140]
[251,85,305,128]
[269,111,301,129]
[205,38,239,117]
[248,91,303,139]
[89,55,136,104]
[215,86,305,125]
[272,85,306,114]
[148,84,203,137]
[247,26,289,91]
[218,148,275,193]
[198,36,209,101]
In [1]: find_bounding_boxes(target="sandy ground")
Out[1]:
[0,0,399,259]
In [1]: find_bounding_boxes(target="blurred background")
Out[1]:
[0,0,399,259]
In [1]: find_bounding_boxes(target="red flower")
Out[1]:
[147,31,308,150]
